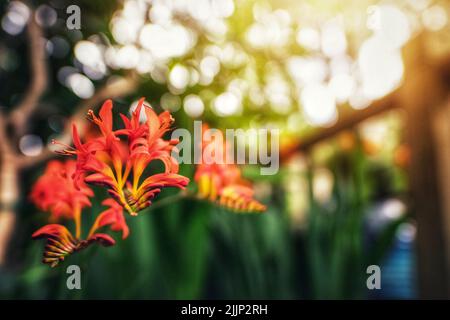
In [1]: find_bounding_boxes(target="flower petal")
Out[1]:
[95,199,129,239]
[86,233,116,247]
[30,160,93,221]
[99,99,113,133]
[32,224,78,268]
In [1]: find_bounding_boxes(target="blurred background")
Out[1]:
[0,0,449,299]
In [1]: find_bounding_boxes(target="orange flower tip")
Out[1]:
[31,229,44,239]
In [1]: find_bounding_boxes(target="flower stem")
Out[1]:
[144,190,195,213]
[74,205,82,239]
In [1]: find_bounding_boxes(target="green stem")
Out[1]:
[143,191,195,213]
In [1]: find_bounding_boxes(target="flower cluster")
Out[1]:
[31,98,267,267]
[194,125,266,213]
[32,99,189,267]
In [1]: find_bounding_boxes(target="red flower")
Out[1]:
[88,199,129,240]
[32,198,128,267]
[117,98,180,174]
[31,160,129,267]
[32,98,191,268]
[194,124,266,213]
[63,99,189,215]
[30,160,93,221]
[219,185,267,213]
[32,224,114,268]
[30,160,93,239]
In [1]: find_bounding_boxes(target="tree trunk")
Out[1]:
[0,154,19,265]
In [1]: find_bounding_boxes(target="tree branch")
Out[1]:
[298,93,399,152]
[0,114,15,157]
[0,113,19,265]
[16,75,138,169]
[8,12,48,136]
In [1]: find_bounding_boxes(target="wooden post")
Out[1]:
[399,36,449,299]
[432,96,450,298]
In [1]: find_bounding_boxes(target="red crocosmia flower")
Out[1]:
[61,98,189,215]
[117,97,180,174]
[88,199,129,240]
[219,185,267,213]
[32,224,115,268]
[194,124,266,213]
[30,160,93,236]
[31,160,129,267]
